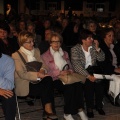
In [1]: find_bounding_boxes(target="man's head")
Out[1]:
[44,19,51,29]
[0,21,10,40]
[45,29,53,41]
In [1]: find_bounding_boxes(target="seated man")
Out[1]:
[0,48,16,120]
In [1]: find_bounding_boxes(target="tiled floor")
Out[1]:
[0,97,120,120]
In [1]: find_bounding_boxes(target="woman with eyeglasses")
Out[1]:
[71,29,105,118]
[12,31,58,120]
[42,32,88,120]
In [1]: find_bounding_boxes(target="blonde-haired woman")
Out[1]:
[12,31,57,119]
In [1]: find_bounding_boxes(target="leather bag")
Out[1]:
[17,51,42,84]
[58,64,86,84]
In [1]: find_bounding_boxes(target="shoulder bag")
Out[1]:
[17,51,42,84]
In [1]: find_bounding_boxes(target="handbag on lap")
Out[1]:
[58,64,86,84]
[17,51,42,84]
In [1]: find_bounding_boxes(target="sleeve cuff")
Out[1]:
[37,78,41,81]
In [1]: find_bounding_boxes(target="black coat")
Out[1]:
[99,40,115,74]
[114,41,120,66]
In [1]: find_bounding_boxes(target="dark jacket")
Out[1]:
[114,41,120,66]
[99,40,115,74]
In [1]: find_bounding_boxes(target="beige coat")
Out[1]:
[12,48,47,96]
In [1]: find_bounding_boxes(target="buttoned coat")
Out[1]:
[12,48,46,96]
[71,44,105,77]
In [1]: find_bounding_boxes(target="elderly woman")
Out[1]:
[42,32,88,120]
[99,28,120,106]
[12,31,57,119]
[71,29,105,118]
[99,28,120,75]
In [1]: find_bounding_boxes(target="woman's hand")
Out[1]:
[37,71,49,79]
[87,75,96,82]
[73,25,78,33]
[0,88,13,99]
[39,69,45,75]
[114,68,120,73]
[94,40,99,50]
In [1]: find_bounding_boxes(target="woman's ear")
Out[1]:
[82,39,85,44]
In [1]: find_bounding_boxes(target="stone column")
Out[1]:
[0,0,4,14]
[40,0,45,10]
[61,1,65,14]
[18,0,27,13]
[116,0,120,18]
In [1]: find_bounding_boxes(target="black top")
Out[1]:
[0,37,19,56]
[99,40,115,74]
[114,41,120,66]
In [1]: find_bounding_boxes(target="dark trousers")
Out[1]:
[53,80,84,115]
[0,93,16,120]
[84,79,104,109]
[29,76,55,111]
[103,80,110,97]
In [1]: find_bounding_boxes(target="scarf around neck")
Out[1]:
[20,46,36,62]
[50,47,67,71]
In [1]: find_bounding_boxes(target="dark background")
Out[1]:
[3,0,117,14]
[4,0,18,14]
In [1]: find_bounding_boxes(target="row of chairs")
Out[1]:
[0,89,64,120]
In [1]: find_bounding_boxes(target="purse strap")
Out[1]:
[17,51,26,64]
[62,64,70,71]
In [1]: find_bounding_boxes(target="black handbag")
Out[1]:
[86,65,104,75]
[17,51,42,84]
[86,65,105,82]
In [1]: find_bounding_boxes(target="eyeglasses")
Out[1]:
[51,41,61,44]
[24,41,34,44]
